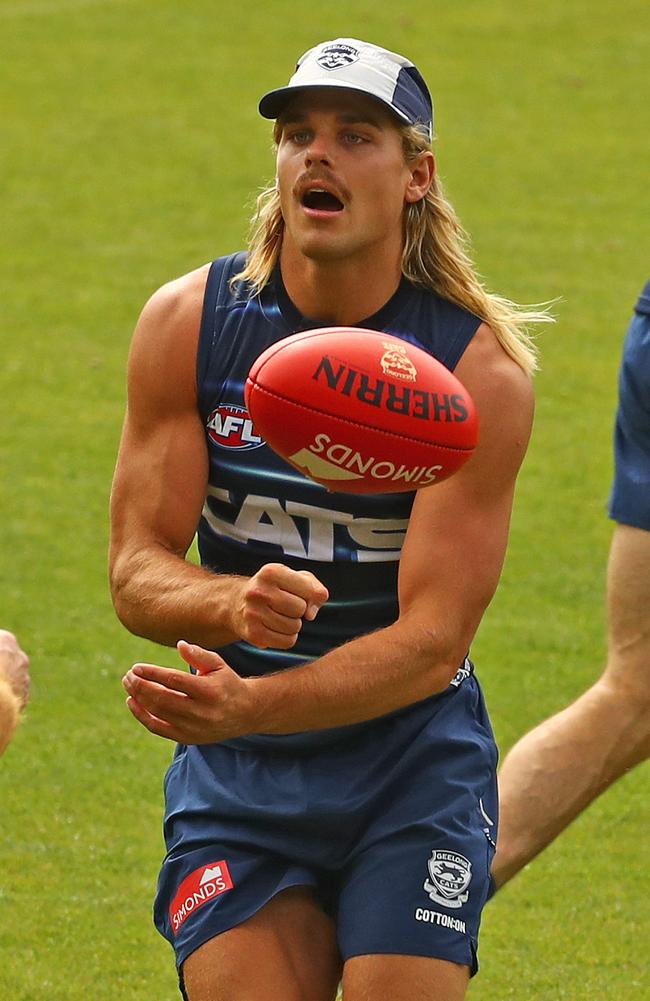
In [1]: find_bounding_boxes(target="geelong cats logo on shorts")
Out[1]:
[424,850,472,909]
[316,43,360,71]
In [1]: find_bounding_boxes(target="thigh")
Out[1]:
[342,953,469,1001]
[182,886,341,1001]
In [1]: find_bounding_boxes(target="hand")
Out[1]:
[122,640,258,744]
[0,631,30,709]
[230,564,328,649]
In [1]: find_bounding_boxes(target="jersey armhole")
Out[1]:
[196,252,247,412]
[444,313,483,371]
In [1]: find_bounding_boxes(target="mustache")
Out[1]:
[292,170,350,204]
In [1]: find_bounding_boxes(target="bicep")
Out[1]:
[398,461,517,646]
[111,406,208,559]
[110,274,209,563]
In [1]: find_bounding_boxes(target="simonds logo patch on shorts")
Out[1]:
[169,860,234,934]
[423,850,472,909]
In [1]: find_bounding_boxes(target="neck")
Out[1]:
[279,243,403,325]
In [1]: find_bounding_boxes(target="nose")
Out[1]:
[303,132,332,166]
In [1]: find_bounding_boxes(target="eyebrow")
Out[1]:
[280,110,384,129]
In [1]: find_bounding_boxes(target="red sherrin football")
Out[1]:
[244,327,478,494]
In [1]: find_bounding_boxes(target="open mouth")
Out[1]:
[301,189,345,212]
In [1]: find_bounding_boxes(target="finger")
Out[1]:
[257,564,327,606]
[247,573,308,618]
[297,571,329,615]
[122,672,197,720]
[257,609,303,636]
[264,589,310,618]
[127,663,202,694]
[177,641,229,675]
[242,626,300,651]
[255,570,328,621]
[126,697,189,742]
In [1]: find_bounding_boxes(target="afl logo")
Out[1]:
[316,43,360,71]
[206,404,264,450]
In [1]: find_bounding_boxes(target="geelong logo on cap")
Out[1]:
[316,43,360,71]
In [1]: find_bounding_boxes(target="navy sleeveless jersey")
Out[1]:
[196,252,482,686]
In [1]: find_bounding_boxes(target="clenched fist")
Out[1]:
[230,564,328,649]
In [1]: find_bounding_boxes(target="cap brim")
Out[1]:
[258,82,411,125]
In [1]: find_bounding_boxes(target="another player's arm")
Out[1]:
[109,268,327,650]
[122,324,534,740]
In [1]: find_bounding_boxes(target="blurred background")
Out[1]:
[1,1,648,997]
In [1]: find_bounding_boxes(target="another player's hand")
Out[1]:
[122,641,259,744]
[230,564,328,649]
[0,631,30,709]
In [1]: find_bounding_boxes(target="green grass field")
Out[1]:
[1,1,649,998]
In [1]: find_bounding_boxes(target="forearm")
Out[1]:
[111,543,242,648]
[121,612,472,745]
[250,617,464,732]
[0,679,20,755]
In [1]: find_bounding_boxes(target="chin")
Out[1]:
[297,236,359,264]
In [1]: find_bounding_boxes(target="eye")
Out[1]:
[342,132,367,145]
[286,129,311,145]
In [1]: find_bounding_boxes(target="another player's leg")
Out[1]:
[493,523,650,888]
[342,954,469,1001]
[181,886,341,1001]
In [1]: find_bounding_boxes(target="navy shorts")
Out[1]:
[154,670,498,977]
[608,279,650,530]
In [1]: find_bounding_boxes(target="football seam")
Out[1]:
[248,382,476,453]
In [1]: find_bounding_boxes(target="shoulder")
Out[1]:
[137,263,212,340]
[401,283,482,369]
[126,264,213,408]
[456,322,534,416]
[454,324,535,484]
[131,262,213,359]
[138,251,251,337]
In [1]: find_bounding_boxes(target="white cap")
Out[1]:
[259,38,433,141]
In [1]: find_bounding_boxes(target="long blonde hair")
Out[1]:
[233,121,551,375]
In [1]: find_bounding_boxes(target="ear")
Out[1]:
[404,151,435,204]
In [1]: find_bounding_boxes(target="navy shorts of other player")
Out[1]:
[609,278,650,530]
